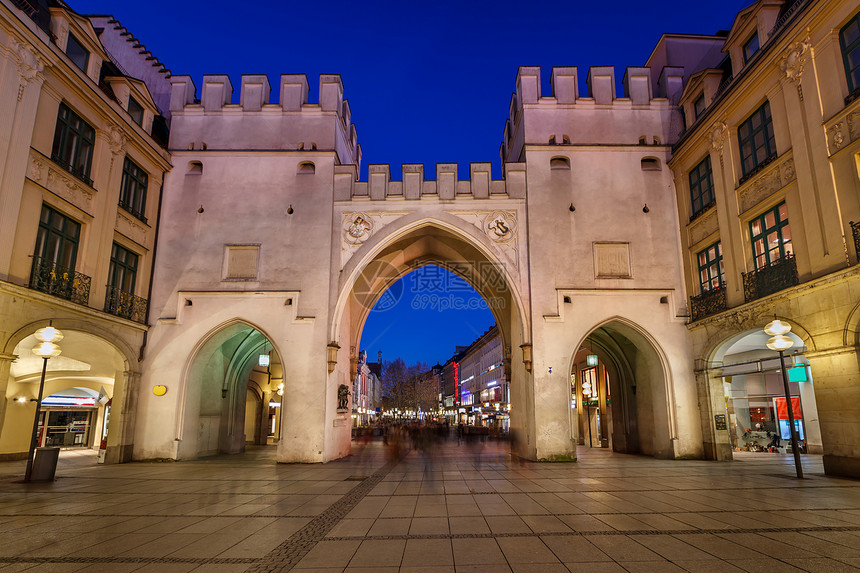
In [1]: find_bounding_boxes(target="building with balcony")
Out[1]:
[0,0,171,462]
[667,0,860,474]
[452,325,508,429]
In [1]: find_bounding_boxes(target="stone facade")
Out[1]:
[3,0,860,477]
[0,1,171,461]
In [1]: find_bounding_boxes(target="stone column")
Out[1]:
[0,40,47,278]
[695,366,733,461]
[105,370,139,464]
[805,347,860,477]
[0,353,16,446]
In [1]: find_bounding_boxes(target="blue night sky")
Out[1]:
[72,0,752,365]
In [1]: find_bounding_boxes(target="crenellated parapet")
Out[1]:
[501,65,684,164]
[167,73,361,168]
[333,163,525,201]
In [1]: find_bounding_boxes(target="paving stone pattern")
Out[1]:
[1,439,860,572]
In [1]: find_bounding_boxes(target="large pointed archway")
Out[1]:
[178,321,284,459]
[331,218,533,456]
[569,319,675,458]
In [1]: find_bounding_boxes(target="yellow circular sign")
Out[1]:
[153,385,167,396]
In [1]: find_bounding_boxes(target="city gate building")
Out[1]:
[1,0,860,478]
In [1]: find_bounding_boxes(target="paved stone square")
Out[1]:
[1,439,859,572]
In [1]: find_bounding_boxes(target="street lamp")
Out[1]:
[25,325,63,482]
[764,319,803,479]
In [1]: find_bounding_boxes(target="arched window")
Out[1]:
[550,156,571,170]
[638,136,647,145]
[298,161,315,174]
[549,135,557,144]
[641,157,660,171]
[187,161,203,175]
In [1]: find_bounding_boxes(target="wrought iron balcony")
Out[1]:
[29,256,91,305]
[104,286,148,324]
[850,221,860,264]
[50,154,93,187]
[742,254,798,303]
[690,283,727,322]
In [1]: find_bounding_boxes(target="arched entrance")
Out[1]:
[570,320,673,458]
[180,322,283,459]
[709,328,822,455]
[333,220,531,456]
[1,326,131,463]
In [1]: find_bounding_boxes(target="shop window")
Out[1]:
[738,101,776,178]
[840,12,860,95]
[750,202,792,269]
[119,157,148,222]
[689,155,715,217]
[52,102,95,185]
[697,241,723,293]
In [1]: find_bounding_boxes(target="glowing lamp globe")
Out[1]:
[32,341,61,358]
[764,319,791,336]
[34,326,63,343]
[766,334,794,352]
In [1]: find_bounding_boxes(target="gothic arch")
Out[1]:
[332,212,529,347]
[174,318,283,453]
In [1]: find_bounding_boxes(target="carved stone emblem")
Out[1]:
[780,38,809,85]
[710,122,728,152]
[343,213,373,245]
[484,211,517,243]
[28,159,44,182]
[107,125,127,156]
[14,40,45,101]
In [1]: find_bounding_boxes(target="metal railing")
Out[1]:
[690,283,727,322]
[50,154,93,187]
[851,221,860,264]
[104,286,148,324]
[742,254,798,303]
[29,256,91,306]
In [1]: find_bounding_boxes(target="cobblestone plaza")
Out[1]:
[1,442,859,572]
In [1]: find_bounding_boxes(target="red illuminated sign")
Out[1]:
[453,362,459,406]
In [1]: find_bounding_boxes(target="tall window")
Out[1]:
[119,157,148,222]
[108,243,138,294]
[697,242,723,292]
[128,97,144,126]
[689,155,714,216]
[52,103,95,185]
[750,203,792,269]
[743,33,760,63]
[33,204,80,271]
[738,101,776,177]
[840,12,860,94]
[65,34,89,73]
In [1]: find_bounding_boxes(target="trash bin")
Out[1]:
[31,446,60,482]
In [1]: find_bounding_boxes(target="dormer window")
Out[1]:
[693,93,706,120]
[128,97,144,126]
[743,33,759,63]
[66,34,89,73]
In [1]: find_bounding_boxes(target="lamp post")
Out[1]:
[764,319,803,479]
[24,325,63,482]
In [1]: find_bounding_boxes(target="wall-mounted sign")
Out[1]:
[714,414,727,430]
[153,385,168,396]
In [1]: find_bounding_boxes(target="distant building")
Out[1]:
[352,350,380,426]
[439,325,507,428]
